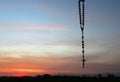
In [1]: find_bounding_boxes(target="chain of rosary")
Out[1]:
[78,0,86,69]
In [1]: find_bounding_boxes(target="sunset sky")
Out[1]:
[0,0,120,76]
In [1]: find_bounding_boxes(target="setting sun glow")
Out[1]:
[15,69,45,73]
[0,68,45,76]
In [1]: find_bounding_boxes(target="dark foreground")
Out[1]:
[0,74,120,82]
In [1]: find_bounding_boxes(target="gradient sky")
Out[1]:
[0,0,120,76]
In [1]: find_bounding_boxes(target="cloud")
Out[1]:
[21,25,66,31]
[45,40,81,47]
[0,35,120,75]
[0,52,81,76]
[0,51,49,58]
[0,24,66,31]
[0,50,120,76]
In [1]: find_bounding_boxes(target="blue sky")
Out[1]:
[0,0,120,76]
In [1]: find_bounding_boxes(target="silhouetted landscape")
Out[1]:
[0,74,120,82]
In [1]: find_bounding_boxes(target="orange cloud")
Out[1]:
[0,69,45,73]
[0,68,46,76]
[0,49,119,76]
[0,53,81,76]
[15,68,45,73]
